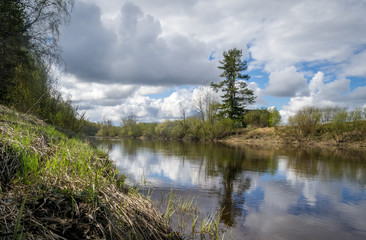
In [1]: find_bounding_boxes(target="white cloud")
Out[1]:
[343,50,366,77]
[60,73,199,123]
[308,71,324,96]
[264,66,307,97]
[280,71,365,123]
[58,0,366,122]
[248,82,266,106]
[61,1,219,86]
[248,0,366,72]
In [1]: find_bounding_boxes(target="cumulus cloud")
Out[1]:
[58,0,366,122]
[264,66,307,97]
[60,1,218,86]
[60,72,200,123]
[248,0,366,72]
[280,71,366,122]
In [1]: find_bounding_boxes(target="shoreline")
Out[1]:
[220,127,366,151]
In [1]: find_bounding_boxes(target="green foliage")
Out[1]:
[0,0,83,133]
[97,115,235,141]
[326,107,366,145]
[326,109,350,145]
[320,106,346,123]
[206,118,234,140]
[121,114,142,138]
[211,48,255,126]
[80,120,101,136]
[0,0,74,102]
[96,119,119,137]
[0,106,186,239]
[286,105,366,145]
[185,117,203,140]
[268,107,282,127]
[244,109,270,128]
[140,122,157,138]
[288,106,321,141]
[0,0,29,103]
[155,120,176,139]
[243,108,282,128]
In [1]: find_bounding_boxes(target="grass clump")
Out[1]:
[157,190,227,240]
[0,105,181,239]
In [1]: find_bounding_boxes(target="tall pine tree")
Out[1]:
[211,48,255,126]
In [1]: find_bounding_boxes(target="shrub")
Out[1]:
[288,106,321,142]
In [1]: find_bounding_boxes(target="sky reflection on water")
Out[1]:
[100,139,366,240]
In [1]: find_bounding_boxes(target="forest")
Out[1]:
[0,0,84,132]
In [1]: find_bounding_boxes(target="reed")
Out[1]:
[155,189,229,239]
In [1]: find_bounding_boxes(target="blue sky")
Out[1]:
[58,0,366,124]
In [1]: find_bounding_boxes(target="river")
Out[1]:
[99,138,366,240]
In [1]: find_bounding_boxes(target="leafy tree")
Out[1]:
[320,106,346,123]
[211,48,255,126]
[268,107,281,127]
[288,106,321,142]
[80,120,100,136]
[121,114,142,138]
[244,109,270,128]
[140,122,157,138]
[0,0,87,133]
[0,0,29,103]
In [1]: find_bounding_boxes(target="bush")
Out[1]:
[288,106,321,142]
[206,119,234,140]
[244,109,270,128]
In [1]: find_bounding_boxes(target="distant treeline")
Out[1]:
[95,105,366,146]
[1,0,85,132]
[96,107,282,141]
[284,106,366,146]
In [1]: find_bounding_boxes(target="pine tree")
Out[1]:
[211,48,255,126]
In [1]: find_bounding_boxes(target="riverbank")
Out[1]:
[0,105,181,239]
[221,126,366,150]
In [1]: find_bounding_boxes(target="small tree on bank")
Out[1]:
[211,48,255,126]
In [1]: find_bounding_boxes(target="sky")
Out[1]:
[58,0,366,124]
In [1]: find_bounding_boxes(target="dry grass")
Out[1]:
[223,124,366,151]
[0,105,182,240]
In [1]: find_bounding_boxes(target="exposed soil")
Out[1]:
[221,127,366,151]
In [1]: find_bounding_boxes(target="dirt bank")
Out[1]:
[221,127,366,151]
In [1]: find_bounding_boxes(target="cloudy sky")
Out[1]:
[58,0,366,124]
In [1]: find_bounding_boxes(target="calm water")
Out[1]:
[99,139,366,240]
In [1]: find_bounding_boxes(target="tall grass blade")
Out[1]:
[13,196,26,240]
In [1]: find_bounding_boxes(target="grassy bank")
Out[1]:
[0,105,181,239]
[222,123,366,150]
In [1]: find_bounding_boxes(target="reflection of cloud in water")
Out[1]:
[111,145,222,189]
[243,158,366,239]
[104,140,366,239]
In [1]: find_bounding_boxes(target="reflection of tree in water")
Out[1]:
[206,147,252,226]
[98,138,366,227]
[205,145,278,226]
[220,167,251,226]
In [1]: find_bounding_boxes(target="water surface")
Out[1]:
[99,139,366,240]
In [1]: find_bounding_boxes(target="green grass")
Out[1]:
[159,190,229,239]
[0,105,181,239]
[0,105,233,239]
